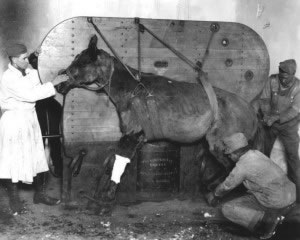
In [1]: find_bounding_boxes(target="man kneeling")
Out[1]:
[207,133,295,239]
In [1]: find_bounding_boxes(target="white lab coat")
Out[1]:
[0,64,56,183]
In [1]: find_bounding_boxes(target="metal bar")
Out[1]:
[42,135,62,138]
[87,17,139,82]
[201,23,219,67]
[135,18,142,80]
[46,109,50,136]
[201,32,214,67]
[139,23,200,72]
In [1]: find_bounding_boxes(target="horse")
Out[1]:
[56,35,261,201]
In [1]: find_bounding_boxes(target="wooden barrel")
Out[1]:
[136,141,180,201]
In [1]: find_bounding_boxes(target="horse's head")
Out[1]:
[55,35,114,95]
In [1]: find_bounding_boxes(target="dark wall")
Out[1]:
[0,0,53,75]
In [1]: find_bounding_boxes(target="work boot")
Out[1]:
[33,172,60,205]
[254,211,285,239]
[2,180,26,215]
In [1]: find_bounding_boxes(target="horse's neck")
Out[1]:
[104,64,139,108]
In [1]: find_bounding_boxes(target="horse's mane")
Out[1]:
[112,57,159,78]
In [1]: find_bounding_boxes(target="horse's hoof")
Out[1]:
[94,201,115,216]
[102,181,118,202]
[99,205,113,216]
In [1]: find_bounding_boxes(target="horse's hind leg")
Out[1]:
[102,133,144,201]
[206,138,234,174]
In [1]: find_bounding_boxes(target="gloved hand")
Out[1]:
[206,191,221,207]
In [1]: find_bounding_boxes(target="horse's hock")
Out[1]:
[38,17,269,204]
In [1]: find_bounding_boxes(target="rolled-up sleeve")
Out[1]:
[215,162,245,198]
[280,92,300,123]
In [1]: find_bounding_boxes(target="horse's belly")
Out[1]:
[159,111,213,143]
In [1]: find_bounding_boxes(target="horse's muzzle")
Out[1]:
[55,81,69,95]
[55,69,70,95]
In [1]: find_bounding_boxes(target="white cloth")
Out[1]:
[111,155,130,184]
[0,64,56,183]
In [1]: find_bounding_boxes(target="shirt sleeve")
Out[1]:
[280,91,300,123]
[3,71,55,103]
[214,161,245,198]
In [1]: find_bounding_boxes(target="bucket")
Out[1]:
[136,141,180,201]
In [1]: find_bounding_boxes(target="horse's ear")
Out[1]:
[88,35,98,50]
[88,35,98,60]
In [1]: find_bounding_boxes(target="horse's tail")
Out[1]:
[251,119,273,156]
[251,120,265,152]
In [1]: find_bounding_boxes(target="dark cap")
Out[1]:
[6,43,27,57]
[279,59,297,75]
[223,132,248,154]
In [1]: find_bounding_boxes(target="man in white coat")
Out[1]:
[0,43,68,215]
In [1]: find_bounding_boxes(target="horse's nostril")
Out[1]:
[54,83,64,93]
[54,82,70,95]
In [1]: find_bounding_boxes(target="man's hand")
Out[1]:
[205,191,221,207]
[52,74,69,86]
[34,47,41,57]
[263,114,279,126]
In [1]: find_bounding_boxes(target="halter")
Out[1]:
[87,17,152,97]
[65,58,114,93]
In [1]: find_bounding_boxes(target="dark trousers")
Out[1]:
[43,137,62,176]
[268,118,300,202]
[221,194,294,232]
[36,97,62,176]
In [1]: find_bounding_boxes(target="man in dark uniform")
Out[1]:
[207,133,295,239]
[254,59,300,203]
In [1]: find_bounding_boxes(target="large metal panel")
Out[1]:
[39,16,269,148]
[39,16,269,100]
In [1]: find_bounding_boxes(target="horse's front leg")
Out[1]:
[103,133,144,201]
